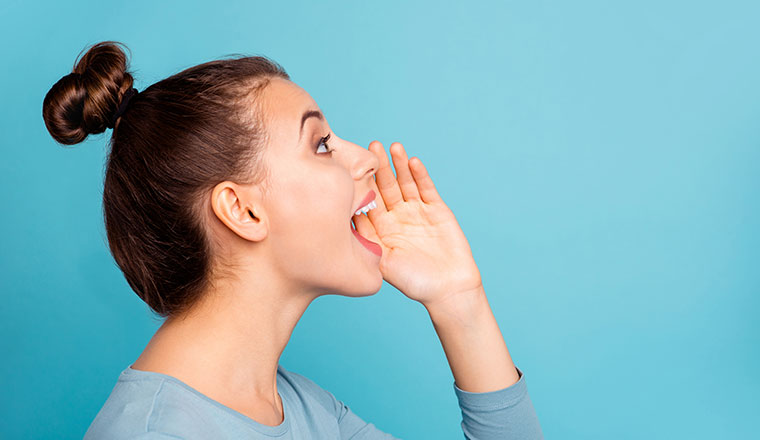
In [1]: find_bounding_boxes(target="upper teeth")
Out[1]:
[354,200,377,216]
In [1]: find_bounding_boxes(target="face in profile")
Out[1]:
[251,78,383,298]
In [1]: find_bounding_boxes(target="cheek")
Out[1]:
[265,161,356,283]
[271,188,354,286]
[274,177,349,252]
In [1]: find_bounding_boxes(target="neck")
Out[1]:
[131,272,318,411]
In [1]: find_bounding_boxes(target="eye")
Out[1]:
[315,133,334,155]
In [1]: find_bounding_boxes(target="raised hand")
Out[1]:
[352,141,483,309]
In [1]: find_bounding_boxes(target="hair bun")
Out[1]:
[42,41,135,145]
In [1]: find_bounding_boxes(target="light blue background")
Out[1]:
[1,0,758,438]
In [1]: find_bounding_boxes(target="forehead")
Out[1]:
[260,78,318,132]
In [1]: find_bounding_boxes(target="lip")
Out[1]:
[352,190,376,217]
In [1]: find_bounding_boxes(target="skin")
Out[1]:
[131,77,520,427]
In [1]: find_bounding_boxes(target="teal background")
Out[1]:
[1,0,758,438]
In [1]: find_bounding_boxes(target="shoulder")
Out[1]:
[277,364,343,415]
[84,372,162,439]
[277,365,397,439]
[84,368,218,439]
[118,433,185,440]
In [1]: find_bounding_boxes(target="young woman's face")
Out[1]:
[257,78,383,297]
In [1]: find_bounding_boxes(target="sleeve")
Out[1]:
[453,366,544,440]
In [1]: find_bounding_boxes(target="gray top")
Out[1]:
[84,363,543,439]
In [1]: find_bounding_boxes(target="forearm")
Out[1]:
[424,286,520,393]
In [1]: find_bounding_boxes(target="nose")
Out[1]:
[345,139,380,181]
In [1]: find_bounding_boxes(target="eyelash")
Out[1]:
[315,132,334,155]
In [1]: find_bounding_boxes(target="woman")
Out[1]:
[43,41,543,439]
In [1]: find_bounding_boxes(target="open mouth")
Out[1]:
[349,214,382,256]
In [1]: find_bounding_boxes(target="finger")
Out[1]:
[366,176,386,223]
[408,156,443,204]
[368,140,404,209]
[389,142,420,202]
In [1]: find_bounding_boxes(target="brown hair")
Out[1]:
[42,41,290,318]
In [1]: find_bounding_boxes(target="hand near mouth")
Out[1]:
[358,141,524,398]
[354,141,484,309]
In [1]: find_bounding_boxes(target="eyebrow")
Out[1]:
[299,109,324,141]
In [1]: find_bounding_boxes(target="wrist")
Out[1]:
[423,284,489,327]
[423,285,520,392]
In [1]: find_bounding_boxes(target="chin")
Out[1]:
[336,271,384,298]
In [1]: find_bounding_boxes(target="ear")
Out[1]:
[210,181,267,242]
